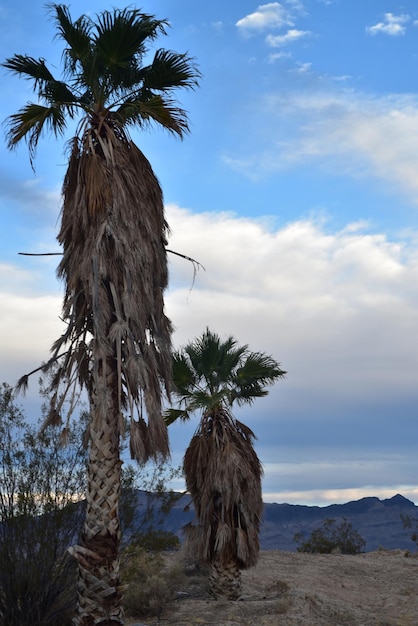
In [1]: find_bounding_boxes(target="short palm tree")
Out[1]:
[166,329,286,599]
[3,5,199,625]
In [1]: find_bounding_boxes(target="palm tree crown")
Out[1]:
[166,328,286,423]
[4,4,199,163]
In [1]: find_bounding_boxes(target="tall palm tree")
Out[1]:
[166,328,286,600]
[2,5,199,625]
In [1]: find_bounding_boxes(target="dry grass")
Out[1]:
[124,548,418,625]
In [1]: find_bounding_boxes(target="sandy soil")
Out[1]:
[126,548,418,626]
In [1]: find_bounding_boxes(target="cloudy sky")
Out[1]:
[1,0,418,507]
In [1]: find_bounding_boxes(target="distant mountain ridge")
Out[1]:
[141,492,418,552]
[260,493,416,551]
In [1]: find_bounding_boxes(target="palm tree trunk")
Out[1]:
[208,557,242,600]
[60,133,172,624]
[69,361,124,626]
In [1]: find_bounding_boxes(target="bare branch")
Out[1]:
[18,252,62,256]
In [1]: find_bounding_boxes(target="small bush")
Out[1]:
[121,543,185,618]
[131,529,180,552]
[0,383,86,626]
[294,517,365,554]
[401,514,418,550]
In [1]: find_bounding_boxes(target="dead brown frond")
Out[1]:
[41,122,172,461]
[183,408,263,570]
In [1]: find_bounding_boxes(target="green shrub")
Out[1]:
[0,383,86,625]
[131,529,180,552]
[121,543,185,618]
[0,380,182,625]
[294,517,365,554]
[120,461,182,543]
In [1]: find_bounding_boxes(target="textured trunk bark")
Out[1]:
[69,365,123,626]
[208,558,242,600]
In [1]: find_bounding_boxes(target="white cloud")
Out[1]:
[286,0,305,11]
[7,207,416,400]
[268,51,292,63]
[263,485,418,506]
[367,13,410,36]
[293,61,312,74]
[0,286,62,384]
[211,21,223,32]
[266,28,310,47]
[236,3,294,32]
[223,90,418,203]
[3,206,418,504]
[165,203,418,384]
[164,204,418,503]
[332,74,351,83]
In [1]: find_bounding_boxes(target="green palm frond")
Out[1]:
[92,10,168,98]
[244,351,286,379]
[2,52,81,111]
[2,55,56,91]
[94,9,167,63]
[40,81,80,107]
[184,330,241,388]
[230,386,268,406]
[232,352,286,404]
[50,4,92,77]
[164,408,191,426]
[171,352,196,395]
[5,103,68,158]
[168,328,286,420]
[142,49,201,91]
[115,95,190,136]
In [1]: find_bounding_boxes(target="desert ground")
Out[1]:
[126,548,418,626]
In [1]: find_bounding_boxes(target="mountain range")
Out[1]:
[139,492,418,552]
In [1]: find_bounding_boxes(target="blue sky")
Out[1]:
[1,0,418,507]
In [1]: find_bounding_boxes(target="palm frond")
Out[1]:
[94,9,167,65]
[115,95,190,136]
[40,80,80,108]
[168,328,285,415]
[183,408,263,568]
[234,352,286,388]
[56,131,172,462]
[142,49,201,91]
[185,329,224,384]
[15,375,29,394]
[232,387,268,406]
[49,4,93,77]
[2,55,56,92]
[89,9,168,100]
[230,354,285,405]
[186,329,245,384]
[188,389,226,412]
[5,103,68,160]
[164,408,191,426]
[171,353,196,394]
